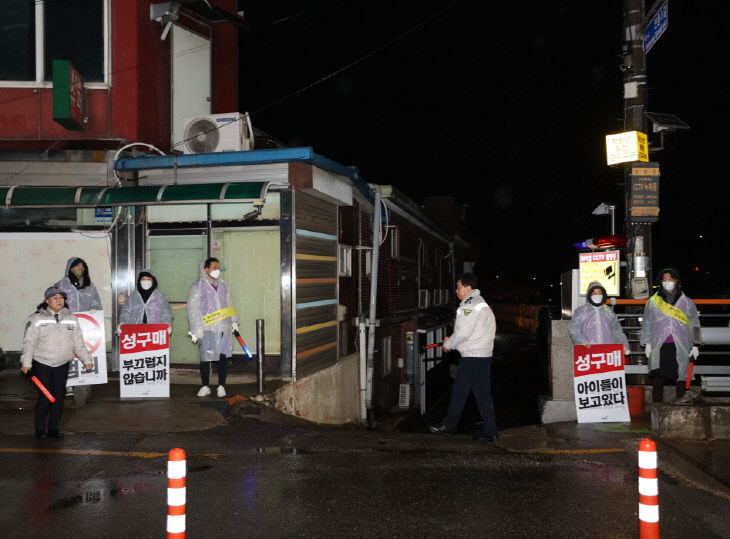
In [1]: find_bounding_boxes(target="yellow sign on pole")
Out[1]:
[579,250,620,296]
[605,131,649,165]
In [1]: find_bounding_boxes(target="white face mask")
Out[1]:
[662,281,676,292]
[209,269,221,279]
[591,294,603,304]
[140,279,153,290]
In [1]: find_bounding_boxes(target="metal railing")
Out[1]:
[609,298,730,379]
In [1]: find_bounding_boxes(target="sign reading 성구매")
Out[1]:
[573,343,630,423]
[67,310,108,387]
[119,324,170,398]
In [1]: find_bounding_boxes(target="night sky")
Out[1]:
[238,1,729,299]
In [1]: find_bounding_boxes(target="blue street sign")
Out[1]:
[644,1,668,54]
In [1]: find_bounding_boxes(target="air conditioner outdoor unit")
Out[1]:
[182,112,254,154]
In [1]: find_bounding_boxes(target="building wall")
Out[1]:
[294,191,339,377]
[353,199,458,411]
[0,0,239,152]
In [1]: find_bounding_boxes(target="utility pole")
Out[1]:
[621,0,651,297]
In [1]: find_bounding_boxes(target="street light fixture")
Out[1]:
[592,202,617,234]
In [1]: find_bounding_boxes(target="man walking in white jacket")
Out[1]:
[429,273,498,442]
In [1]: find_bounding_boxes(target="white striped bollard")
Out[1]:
[167,448,186,538]
[638,438,659,538]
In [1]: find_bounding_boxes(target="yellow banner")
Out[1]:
[203,306,237,326]
[651,294,690,326]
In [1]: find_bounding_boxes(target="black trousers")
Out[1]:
[32,360,70,434]
[649,343,686,402]
[443,356,498,436]
[200,354,228,387]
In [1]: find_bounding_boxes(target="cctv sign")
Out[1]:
[579,250,620,296]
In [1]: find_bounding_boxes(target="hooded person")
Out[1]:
[54,256,103,313]
[640,268,700,403]
[187,257,239,398]
[21,286,94,440]
[119,269,173,332]
[569,281,629,353]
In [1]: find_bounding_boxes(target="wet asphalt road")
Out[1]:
[2,422,729,538]
[2,327,730,538]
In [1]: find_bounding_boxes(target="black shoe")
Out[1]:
[47,430,64,439]
[473,432,499,443]
[428,423,453,435]
[35,431,46,440]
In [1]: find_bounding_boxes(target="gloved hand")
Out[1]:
[624,347,631,356]
[690,346,699,360]
[645,344,652,359]
[189,331,202,344]
[232,323,239,333]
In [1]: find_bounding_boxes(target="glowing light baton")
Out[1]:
[233,329,253,358]
[31,375,56,403]
[686,360,695,389]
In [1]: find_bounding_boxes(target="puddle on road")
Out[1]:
[255,447,309,454]
[44,478,155,513]
[576,461,633,484]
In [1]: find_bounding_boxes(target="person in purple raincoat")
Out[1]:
[54,256,103,396]
[119,269,172,332]
[640,268,699,403]
[569,281,629,353]
[187,258,239,398]
[54,256,103,313]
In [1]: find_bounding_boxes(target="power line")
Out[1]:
[252,0,464,115]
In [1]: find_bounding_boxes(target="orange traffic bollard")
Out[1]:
[638,438,660,538]
[167,448,186,538]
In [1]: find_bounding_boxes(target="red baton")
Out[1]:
[685,361,695,389]
[424,342,442,350]
[31,375,56,403]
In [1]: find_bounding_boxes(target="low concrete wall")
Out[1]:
[273,353,360,425]
[652,403,730,440]
[540,320,578,423]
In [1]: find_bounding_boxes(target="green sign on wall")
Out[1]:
[53,60,84,131]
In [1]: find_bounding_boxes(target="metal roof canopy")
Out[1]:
[0,182,267,208]
[114,147,374,204]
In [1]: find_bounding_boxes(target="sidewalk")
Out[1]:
[0,367,284,435]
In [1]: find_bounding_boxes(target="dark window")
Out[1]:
[45,1,104,82]
[0,1,35,80]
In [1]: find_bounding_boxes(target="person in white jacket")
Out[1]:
[429,273,498,442]
[21,286,94,440]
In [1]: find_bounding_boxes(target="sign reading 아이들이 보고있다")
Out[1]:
[67,310,108,387]
[573,343,630,423]
[119,324,170,398]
